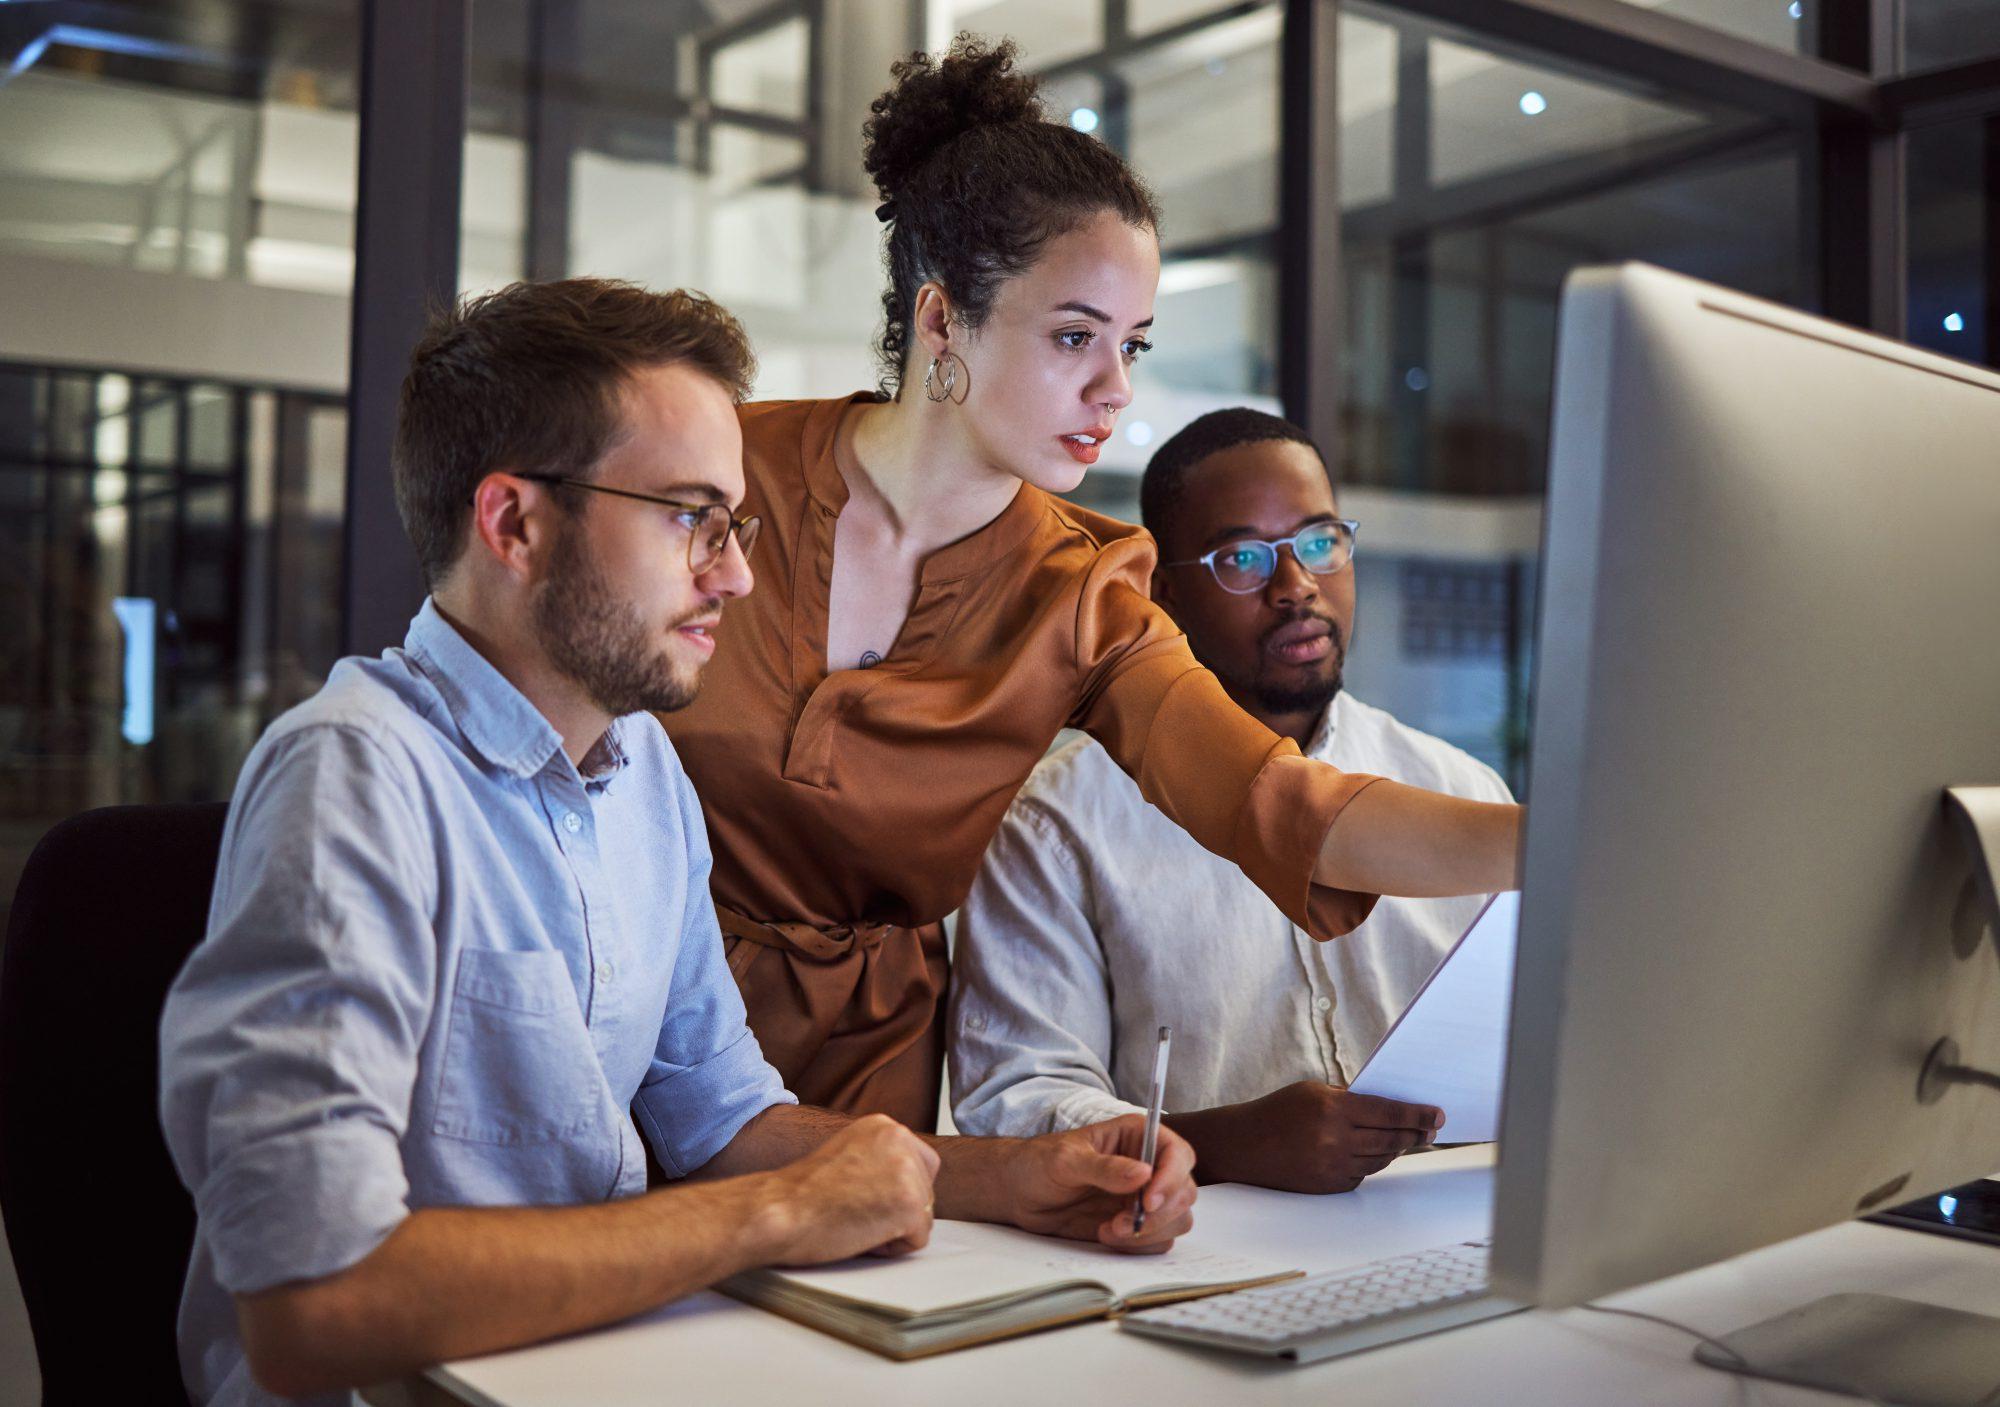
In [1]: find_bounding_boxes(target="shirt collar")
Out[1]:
[1303,693,1342,759]
[799,392,877,514]
[577,721,634,786]
[404,598,635,782]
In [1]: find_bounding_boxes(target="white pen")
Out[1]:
[1132,1025,1172,1234]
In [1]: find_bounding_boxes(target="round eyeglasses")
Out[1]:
[1163,519,1359,595]
[520,474,761,575]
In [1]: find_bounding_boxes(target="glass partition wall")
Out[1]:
[1330,4,1807,774]
[0,3,358,939]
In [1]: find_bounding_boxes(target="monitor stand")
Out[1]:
[1692,788,2000,1407]
[1945,787,2000,961]
[1693,1294,2000,1406]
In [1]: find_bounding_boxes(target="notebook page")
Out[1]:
[767,1219,1291,1317]
[1350,889,1518,1143]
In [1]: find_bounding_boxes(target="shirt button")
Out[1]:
[1314,996,1333,1013]
[595,960,614,984]
[563,811,582,833]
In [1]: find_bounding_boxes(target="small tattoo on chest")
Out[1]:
[858,650,883,669]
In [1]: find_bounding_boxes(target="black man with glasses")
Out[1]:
[951,408,1514,1194]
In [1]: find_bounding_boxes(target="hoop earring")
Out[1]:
[923,355,958,404]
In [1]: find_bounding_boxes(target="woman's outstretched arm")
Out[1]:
[1316,779,1523,897]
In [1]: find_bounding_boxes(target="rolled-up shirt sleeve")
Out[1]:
[635,774,794,1178]
[950,798,1147,1138]
[1069,538,1386,941]
[158,723,438,1295]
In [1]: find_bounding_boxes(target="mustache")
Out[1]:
[667,598,726,631]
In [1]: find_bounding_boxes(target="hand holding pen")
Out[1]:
[1133,1026,1172,1234]
[990,1025,1192,1250]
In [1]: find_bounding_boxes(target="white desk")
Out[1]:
[423,1146,2000,1407]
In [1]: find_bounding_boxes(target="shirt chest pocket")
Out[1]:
[432,948,618,1147]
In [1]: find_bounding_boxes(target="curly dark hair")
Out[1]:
[862,34,1161,398]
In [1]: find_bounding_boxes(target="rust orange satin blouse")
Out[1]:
[662,395,1385,1129]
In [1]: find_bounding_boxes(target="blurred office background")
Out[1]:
[3,2,1999,1393]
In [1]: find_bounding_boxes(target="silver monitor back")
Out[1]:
[1492,262,2000,1309]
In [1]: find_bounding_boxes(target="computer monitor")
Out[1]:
[1491,266,2000,1338]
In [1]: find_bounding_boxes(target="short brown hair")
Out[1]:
[393,277,756,587]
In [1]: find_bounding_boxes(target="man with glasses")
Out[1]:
[159,279,1194,1406]
[951,408,1511,1192]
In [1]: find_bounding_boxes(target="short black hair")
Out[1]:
[1140,408,1328,553]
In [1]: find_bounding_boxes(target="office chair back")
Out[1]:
[0,802,229,1407]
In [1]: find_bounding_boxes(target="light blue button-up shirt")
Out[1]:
[159,600,792,1406]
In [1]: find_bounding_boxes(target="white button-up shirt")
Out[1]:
[949,691,1512,1136]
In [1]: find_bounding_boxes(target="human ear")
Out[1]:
[467,472,551,580]
[911,281,956,361]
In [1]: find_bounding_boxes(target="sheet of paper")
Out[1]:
[1349,889,1518,1143]
[766,1218,1288,1315]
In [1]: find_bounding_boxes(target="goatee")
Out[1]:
[1252,611,1345,718]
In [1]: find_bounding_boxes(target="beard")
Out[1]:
[1248,611,1347,719]
[532,521,707,717]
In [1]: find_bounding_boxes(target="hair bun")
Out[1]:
[862,35,1042,206]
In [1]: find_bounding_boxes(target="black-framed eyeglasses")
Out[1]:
[520,474,761,574]
[1163,519,1360,595]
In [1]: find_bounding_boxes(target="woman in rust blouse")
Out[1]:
[663,38,1522,1130]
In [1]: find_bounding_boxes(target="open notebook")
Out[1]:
[718,1219,1299,1360]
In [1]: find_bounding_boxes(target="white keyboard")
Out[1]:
[1121,1238,1524,1364]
